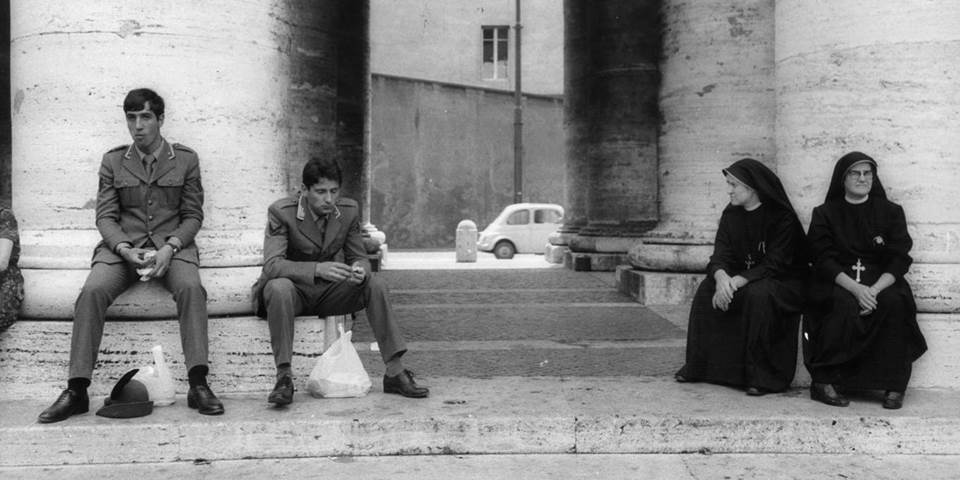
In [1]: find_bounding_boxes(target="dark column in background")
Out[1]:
[1,0,10,205]
[281,0,368,207]
[554,0,660,262]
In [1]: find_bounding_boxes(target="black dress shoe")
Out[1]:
[268,375,294,406]
[745,386,767,396]
[187,385,225,415]
[383,369,429,398]
[38,389,89,424]
[674,373,689,383]
[810,382,849,407]
[882,390,904,410]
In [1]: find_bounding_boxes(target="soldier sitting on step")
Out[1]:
[38,88,224,423]
[251,156,429,406]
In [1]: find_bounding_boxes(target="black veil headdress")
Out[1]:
[824,151,887,202]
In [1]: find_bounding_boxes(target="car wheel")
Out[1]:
[493,241,516,259]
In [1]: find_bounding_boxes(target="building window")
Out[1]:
[482,26,509,80]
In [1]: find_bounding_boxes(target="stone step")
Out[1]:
[377,268,616,290]
[2,377,959,468]
[0,307,683,400]
[4,305,957,400]
[19,267,610,319]
[389,288,628,305]
[8,454,960,480]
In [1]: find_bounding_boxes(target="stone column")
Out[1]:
[551,0,661,271]
[627,0,776,273]
[10,1,366,317]
[280,1,382,265]
[775,1,960,313]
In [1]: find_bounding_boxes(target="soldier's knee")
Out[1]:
[365,276,387,295]
[263,278,295,302]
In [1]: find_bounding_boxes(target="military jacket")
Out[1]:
[93,141,204,265]
[251,194,370,315]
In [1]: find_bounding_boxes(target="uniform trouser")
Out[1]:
[69,259,209,379]
[262,275,406,367]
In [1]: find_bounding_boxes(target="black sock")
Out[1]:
[277,363,292,379]
[67,377,90,393]
[188,365,209,388]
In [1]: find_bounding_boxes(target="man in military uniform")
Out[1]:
[38,88,224,423]
[252,157,428,405]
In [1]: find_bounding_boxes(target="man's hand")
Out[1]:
[315,261,354,283]
[119,247,154,267]
[347,262,366,285]
[146,245,175,279]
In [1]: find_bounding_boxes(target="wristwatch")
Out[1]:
[165,242,181,254]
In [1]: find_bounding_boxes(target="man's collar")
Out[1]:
[296,194,328,222]
[135,138,166,160]
[125,138,166,161]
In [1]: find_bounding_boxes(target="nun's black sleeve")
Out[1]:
[881,203,913,278]
[706,209,737,278]
[808,205,846,282]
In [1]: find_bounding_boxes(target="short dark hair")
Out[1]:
[302,156,342,188]
[123,88,165,117]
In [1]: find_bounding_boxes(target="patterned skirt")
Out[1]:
[0,267,24,332]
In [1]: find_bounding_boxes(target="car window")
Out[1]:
[534,209,562,224]
[506,210,530,225]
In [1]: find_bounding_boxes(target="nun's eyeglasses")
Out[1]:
[846,169,873,179]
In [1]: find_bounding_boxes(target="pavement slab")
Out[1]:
[4,454,960,480]
[3,377,960,468]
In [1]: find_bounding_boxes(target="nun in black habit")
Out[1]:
[676,158,807,395]
[804,152,926,409]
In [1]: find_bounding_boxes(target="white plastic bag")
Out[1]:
[132,345,177,406]
[306,326,371,398]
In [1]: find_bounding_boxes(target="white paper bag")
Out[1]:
[306,326,371,398]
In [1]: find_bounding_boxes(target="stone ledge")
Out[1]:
[619,269,960,390]
[543,244,567,264]
[617,265,960,313]
[20,267,262,319]
[2,377,960,467]
[615,266,704,305]
[0,316,361,400]
[563,252,629,272]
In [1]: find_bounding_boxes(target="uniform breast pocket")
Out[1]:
[113,176,143,207]
[157,175,184,206]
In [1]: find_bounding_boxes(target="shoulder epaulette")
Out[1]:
[274,196,299,209]
[172,143,195,153]
[106,145,128,154]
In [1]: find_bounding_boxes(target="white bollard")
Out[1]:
[455,220,478,263]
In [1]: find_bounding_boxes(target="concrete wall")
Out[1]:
[369,74,564,249]
[371,0,563,95]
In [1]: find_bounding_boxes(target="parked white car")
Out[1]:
[477,203,564,259]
